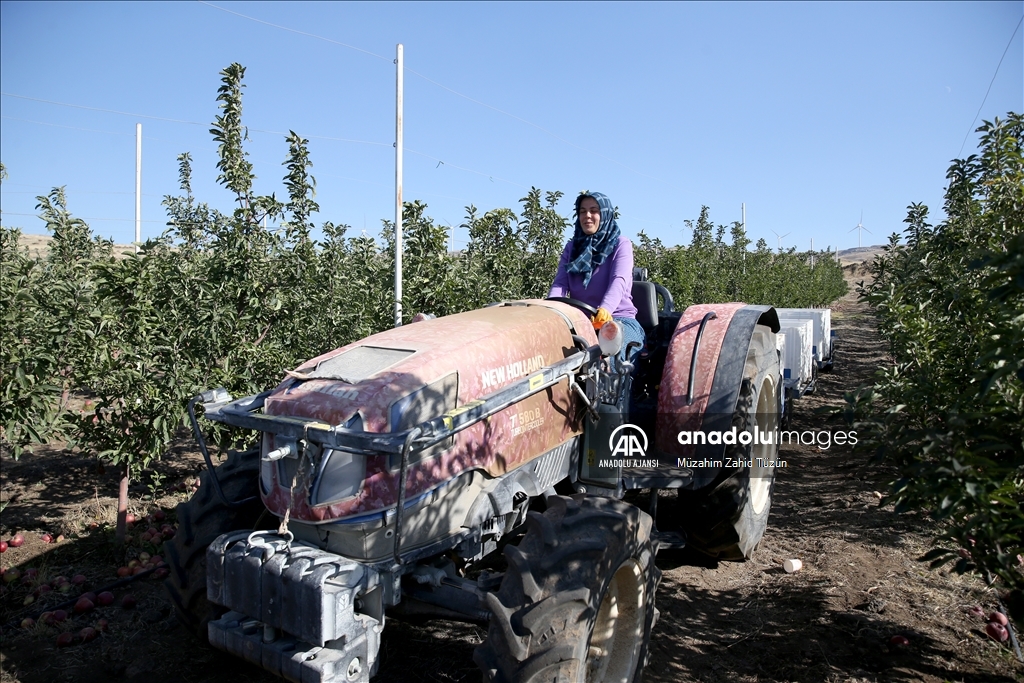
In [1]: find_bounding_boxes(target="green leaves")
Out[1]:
[853,111,1024,618]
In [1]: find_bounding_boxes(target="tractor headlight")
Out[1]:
[311,448,366,506]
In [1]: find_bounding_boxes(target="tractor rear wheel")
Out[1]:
[475,495,660,683]
[163,449,264,639]
[677,325,780,560]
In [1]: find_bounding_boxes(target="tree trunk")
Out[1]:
[115,462,130,544]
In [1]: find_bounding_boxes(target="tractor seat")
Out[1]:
[632,281,658,332]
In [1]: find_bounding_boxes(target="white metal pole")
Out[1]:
[394,44,404,327]
[135,123,142,253]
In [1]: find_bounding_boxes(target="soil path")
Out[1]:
[1,279,1020,683]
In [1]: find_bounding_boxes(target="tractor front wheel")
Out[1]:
[475,495,660,683]
[163,449,265,639]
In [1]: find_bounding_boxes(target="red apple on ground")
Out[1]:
[56,632,74,648]
[987,622,1009,642]
[889,635,909,647]
[153,510,165,522]
[36,584,52,596]
[132,566,146,576]
[21,618,35,629]
[125,513,136,524]
[969,606,986,619]
[71,574,87,586]
[39,611,54,625]
[9,533,24,548]
[52,609,68,623]
[152,567,169,580]
[96,591,114,606]
[989,612,1008,626]
[0,541,7,553]
[95,618,108,632]
[121,594,137,609]
[73,597,94,614]
[116,566,131,578]
[150,555,164,566]
[78,627,98,643]
[40,533,53,544]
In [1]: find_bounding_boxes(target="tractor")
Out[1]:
[164,271,782,683]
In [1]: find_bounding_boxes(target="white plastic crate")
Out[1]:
[779,319,814,394]
[775,308,832,366]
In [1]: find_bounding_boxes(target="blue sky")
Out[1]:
[1,1,1021,252]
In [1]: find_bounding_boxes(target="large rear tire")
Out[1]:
[163,449,265,639]
[474,495,660,683]
[677,325,780,560]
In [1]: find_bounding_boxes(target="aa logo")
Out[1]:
[609,424,648,458]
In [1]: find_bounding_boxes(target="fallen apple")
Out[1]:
[53,575,68,585]
[889,635,909,647]
[150,555,164,566]
[95,618,108,632]
[2,569,19,584]
[152,567,169,580]
[132,566,146,576]
[116,566,130,578]
[56,534,65,543]
[71,574,87,586]
[127,560,139,570]
[139,552,151,563]
[125,513,136,525]
[969,606,986,619]
[0,541,7,553]
[989,612,1008,627]
[78,627,98,643]
[9,533,24,548]
[40,533,53,544]
[21,617,35,629]
[58,582,73,593]
[74,597,94,614]
[22,594,34,606]
[153,510,165,522]
[39,611,54,625]
[52,609,68,623]
[56,632,74,648]
[96,591,115,606]
[986,622,1009,642]
[121,594,137,609]
[36,584,52,596]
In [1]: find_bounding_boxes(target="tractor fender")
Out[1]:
[656,303,780,489]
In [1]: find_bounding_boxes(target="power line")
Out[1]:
[197,1,391,63]
[197,3,680,191]
[1,115,134,136]
[957,14,1023,159]
[2,93,395,149]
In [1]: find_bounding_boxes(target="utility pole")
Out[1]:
[394,44,404,327]
[135,123,142,253]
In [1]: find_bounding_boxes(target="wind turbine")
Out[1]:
[771,229,790,251]
[849,211,871,248]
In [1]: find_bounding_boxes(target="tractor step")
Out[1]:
[651,530,687,551]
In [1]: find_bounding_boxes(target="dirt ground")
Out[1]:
[1,269,1021,683]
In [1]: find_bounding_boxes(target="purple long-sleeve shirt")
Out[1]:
[547,236,637,318]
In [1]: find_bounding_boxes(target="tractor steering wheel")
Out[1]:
[545,297,598,318]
